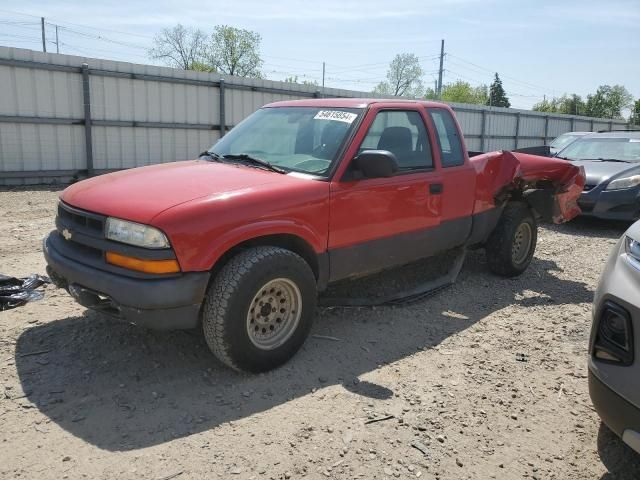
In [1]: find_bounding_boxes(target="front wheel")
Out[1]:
[485,202,537,277]
[202,246,317,372]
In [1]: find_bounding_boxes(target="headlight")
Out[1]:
[105,218,170,249]
[625,236,640,264]
[606,175,640,190]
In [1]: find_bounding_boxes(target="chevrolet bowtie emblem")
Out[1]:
[62,228,73,241]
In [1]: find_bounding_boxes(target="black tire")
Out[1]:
[202,246,317,372]
[485,202,537,277]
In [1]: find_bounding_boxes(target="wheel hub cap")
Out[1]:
[246,278,302,350]
[512,222,533,265]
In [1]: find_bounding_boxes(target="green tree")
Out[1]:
[148,24,207,70]
[205,25,263,78]
[559,94,586,116]
[486,73,510,108]
[372,53,424,97]
[630,99,640,126]
[190,61,215,73]
[585,85,633,119]
[283,75,318,87]
[532,97,558,113]
[533,94,585,115]
[440,80,488,104]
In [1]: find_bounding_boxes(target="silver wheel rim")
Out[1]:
[512,222,533,265]
[246,278,302,350]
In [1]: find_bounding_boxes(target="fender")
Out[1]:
[190,219,325,272]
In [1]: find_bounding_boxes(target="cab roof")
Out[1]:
[263,98,449,109]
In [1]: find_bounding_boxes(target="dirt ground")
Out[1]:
[1,187,640,480]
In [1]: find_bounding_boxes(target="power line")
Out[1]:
[447,53,557,95]
[58,26,148,50]
[444,68,545,99]
[328,54,440,75]
[0,8,153,39]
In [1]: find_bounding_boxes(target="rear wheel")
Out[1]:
[202,246,316,372]
[485,202,537,277]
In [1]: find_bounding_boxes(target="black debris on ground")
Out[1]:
[0,274,50,311]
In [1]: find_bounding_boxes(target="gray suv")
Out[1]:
[589,219,640,453]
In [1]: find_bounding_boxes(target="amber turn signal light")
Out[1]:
[105,251,180,274]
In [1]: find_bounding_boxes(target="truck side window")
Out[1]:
[359,110,433,170]
[429,109,464,167]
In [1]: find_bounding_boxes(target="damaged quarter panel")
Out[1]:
[470,150,585,224]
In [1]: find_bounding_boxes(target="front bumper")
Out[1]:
[578,185,640,221]
[589,369,640,453]
[43,231,210,330]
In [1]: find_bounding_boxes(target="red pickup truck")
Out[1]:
[43,99,584,372]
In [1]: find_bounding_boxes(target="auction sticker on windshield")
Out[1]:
[314,110,358,123]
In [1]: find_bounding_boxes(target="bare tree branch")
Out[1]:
[148,24,207,70]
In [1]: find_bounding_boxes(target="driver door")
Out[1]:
[328,106,443,281]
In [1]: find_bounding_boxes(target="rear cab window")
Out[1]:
[428,109,465,167]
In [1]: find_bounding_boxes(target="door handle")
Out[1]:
[429,183,443,194]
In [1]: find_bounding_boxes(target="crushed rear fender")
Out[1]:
[470,150,586,224]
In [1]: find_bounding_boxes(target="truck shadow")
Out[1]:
[596,422,640,479]
[14,250,594,451]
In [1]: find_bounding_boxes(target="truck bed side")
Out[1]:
[465,150,585,245]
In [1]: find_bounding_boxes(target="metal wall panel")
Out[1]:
[548,118,572,137]
[0,46,628,185]
[574,120,593,131]
[451,110,483,136]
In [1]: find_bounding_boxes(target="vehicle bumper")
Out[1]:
[43,232,210,330]
[578,186,640,221]
[589,368,640,453]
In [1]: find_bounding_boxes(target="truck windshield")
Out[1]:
[208,107,363,176]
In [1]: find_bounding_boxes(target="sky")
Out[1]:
[1,0,639,110]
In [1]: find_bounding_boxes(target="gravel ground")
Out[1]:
[1,187,640,480]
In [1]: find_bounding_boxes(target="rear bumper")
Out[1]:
[43,231,210,330]
[589,369,640,453]
[578,186,640,221]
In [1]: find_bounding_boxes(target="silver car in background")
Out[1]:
[549,131,590,156]
[589,220,640,453]
[557,131,640,221]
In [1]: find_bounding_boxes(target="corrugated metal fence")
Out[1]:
[0,47,627,185]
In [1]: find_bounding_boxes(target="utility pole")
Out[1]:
[437,39,444,98]
[41,17,46,53]
[55,25,59,54]
[322,61,325,90]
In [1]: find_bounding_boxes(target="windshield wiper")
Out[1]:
[583,158,631,163]
[198,151,223,162]
[222,154,287,174]
[555,155,571,160]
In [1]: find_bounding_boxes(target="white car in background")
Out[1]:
[589,219,640,453]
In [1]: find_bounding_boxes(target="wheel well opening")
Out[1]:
[498,180,556,222]
[211,234,320,281]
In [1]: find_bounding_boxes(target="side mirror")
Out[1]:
[353,150,398,178]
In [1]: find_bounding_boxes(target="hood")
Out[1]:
[571,160,640,186]
[61,160,294,224]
